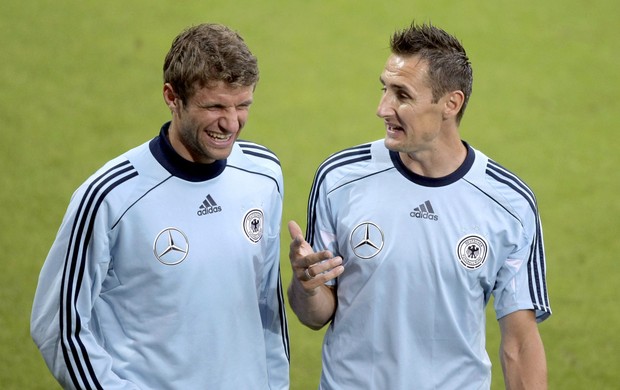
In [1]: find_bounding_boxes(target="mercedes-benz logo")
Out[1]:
[349,222,384,259]
[153,227,189,265]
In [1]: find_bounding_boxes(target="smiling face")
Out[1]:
[377,54,451,156]
[164,81,254,164]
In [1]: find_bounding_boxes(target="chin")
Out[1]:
[384,138,402,152]
[217,145,237,159]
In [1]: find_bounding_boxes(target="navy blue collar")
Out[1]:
[149,122,227,182]
[389,142,474,187]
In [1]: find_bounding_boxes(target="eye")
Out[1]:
[199,104,224,112]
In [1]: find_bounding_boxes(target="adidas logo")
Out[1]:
[410,200,439,221]
[197,194,222,216]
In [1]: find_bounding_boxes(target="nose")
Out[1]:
[376,92,393,119]
[219,108,242,133]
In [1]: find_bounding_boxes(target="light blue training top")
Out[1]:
[31,122,290,390]
[306,139,550,390]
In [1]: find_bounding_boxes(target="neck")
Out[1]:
[399,139,467,178]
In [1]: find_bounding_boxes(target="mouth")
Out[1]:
[206,131,233,142]
[385,122,404,132]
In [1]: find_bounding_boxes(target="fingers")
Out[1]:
[296,257,344,291]
[287,220,344,292]
[302,257,343,280]
[288,220,326,267]
[301,267,313,282]
[295,249,333,269]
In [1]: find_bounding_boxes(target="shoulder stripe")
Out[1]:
[486,160,536,216]
[277,269,290,361]
[306,144,372,245]
[59,160,138,389]
[463,179,521,225]
[328,166,394,196]
[528,214,551,317]
[227,165,282,195]
[237,140,281,166]
[486,159,551,318]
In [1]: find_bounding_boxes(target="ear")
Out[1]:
[163,83,180,113]
[443,90,465,120]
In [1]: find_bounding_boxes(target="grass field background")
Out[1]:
[1,0,618,388]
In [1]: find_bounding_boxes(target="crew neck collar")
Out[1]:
[149,121,227,182]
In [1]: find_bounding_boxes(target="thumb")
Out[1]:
[288,220,304,242]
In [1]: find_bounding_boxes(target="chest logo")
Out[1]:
[153,227,189,265]
[197,194,222,216]
[456,234,488,270]
[243,208,264,243]
[350,222,384,259]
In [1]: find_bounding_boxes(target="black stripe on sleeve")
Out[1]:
[238,141,281,166]
[306,144,372,245]
[276,269,290,361]
[486,160,550,317]
[59,160,138,389]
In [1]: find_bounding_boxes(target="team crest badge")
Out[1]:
[243,208,264,243]
[456,234,489,270]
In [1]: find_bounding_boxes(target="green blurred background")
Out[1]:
[1,0,618,388]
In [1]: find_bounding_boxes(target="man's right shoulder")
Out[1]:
[72,141,160,209]
[312,139,384,186]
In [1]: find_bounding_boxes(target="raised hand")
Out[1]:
[287,220,344,329]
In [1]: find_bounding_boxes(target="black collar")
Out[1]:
[149,121,227,182]
[389,141,475,187]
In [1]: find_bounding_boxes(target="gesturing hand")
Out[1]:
[288,220,344,295]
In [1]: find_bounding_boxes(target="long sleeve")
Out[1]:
[258,190,290,390]
[33,136,292,388]
[31,162,140,390]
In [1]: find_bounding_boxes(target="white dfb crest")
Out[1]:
[456,234,488,270]
[243,209,264,243]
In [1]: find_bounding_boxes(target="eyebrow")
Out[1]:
[380,76,410,95]
[197,98,254,108]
